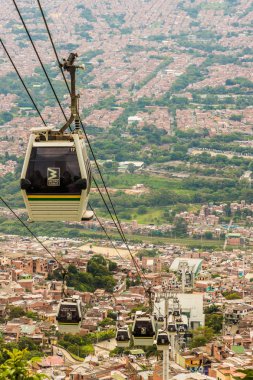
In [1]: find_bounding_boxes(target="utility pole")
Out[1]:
[179,261,188,293]
[157,289,182,380]
[163,292,169,380]
[163,348,169,380]
[222,305,226,337]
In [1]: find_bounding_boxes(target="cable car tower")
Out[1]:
[20,53,93,222]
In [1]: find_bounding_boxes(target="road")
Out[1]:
[93,338,117,356]
[52,345,82,364]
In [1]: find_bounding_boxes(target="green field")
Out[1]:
[0,216,225,250]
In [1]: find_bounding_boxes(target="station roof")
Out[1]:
[170,258,203,275]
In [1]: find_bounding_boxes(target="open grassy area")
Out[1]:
[0,216,225,250]
[103,173,189,192]
[96,203,201,225]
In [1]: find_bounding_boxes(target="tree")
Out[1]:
[173,217,188,237]
[137,206,147,215]
[204,231,213,240]
[205,305,220,314]
[98,317,116,327]
[127,163,136,174]
[223,292,241,300]
[0,349,46,380]
[235,370,253,380]
[205,314,223,333]
[8,306,25,320]
[190,326,214,348]
[136,249,158,259]
[87,255,109,276]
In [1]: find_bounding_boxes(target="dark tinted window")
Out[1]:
[26,147,82,194]
[133,321,154,337]
[116,331,129,341]
[57,304,81,323]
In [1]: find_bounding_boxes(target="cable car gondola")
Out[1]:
[157,315,164,329]
[156,330,170,351]
[21,127,92,221]
[176,313,188,334]
[173,299,181,316]
[184,331,193,340]
[56,295,82,334]
[20,53,93,222]
[132,311,155,346]
[176,322,187,334]
[154,313,164,330]
[168,322,177,335]
[116,326,131,348]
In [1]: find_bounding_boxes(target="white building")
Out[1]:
[154,293,205,329]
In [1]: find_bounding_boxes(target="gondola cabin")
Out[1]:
[184,331,193,340]
[156,330,170,351]
[154,313,164,330]
[173,309,181,317]
[168,322,177,335]
[176,322,188,334]
[56,295,82,334]
[132,311,155,346]
[157,315,164,330]
[20,127,93,222]
[116,326,131,348]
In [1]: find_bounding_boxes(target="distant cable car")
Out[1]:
[184,331,193,340]
[56,295,82,334]
[20,53,93,222]
[157,315,164,329]
[168,322,177,335]
[116,326,131,348]
[173,298,181,316]
[173,308,181,317]
[132,311,155,346]
[154,313,164,330]
[156,330,170,351]
[176,322,187,334]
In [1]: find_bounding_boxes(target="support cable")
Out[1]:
[0,197,65,272]
[36,0,71,95]
[0,38,46,126]
[0,39,129,270]
[92,177,148,286]
[34,0,134,252]
[88,203,128,264]
[14,0,150,296]
[12,0,69,126]
[34,0,147,287]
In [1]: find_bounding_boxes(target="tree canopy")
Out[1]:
[0,349,46,380]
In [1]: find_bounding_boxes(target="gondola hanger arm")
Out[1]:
[59,53,85,133]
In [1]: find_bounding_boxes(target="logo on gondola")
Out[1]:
[47,168,60,186]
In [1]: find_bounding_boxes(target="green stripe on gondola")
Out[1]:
[58,322,80,325]
[28,198,80,201]
[133,336,155,338]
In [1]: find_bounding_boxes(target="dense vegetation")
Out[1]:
[58,329,115,358]
[0,349,46,380]
[48,255,117,292]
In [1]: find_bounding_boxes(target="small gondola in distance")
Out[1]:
[132,311,155,346]
[116,326,131,348]
[156,329,170,351]
[56,295,82,334]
